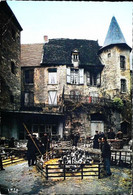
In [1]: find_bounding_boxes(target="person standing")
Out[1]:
[70,133,75,146]
[101,137,112,176]
[93,131,99,149]
[110,129,115,139]
[107,129,111,139]
[27,134,37,167]
[108,129,115,139]
[73,132,80,147]
[9,137,15,147]
[116,130,123,139]
[41,133,50,153]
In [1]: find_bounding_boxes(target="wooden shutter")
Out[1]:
[49,91,57,105]
[97,73,101,86]
[79,69,84,84]
[86,72,91,85]
[24,93,29,106]
[67,68,71,83]
[24,92,34,106]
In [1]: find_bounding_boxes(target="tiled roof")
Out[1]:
[21,43,44,67]
[42,39,103,66]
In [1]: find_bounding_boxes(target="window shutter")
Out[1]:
[30,93,34,106]
[87,72,91,85]
[49,91,57,105]
[97,73,101,86]
[79,69,84,84]
[67,68,71,83]
[24,93,29,106]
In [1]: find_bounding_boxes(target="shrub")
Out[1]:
[113,97,124,110]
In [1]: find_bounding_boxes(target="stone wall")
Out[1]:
[99,45,131,98]
[0,6,21,111]
[34,65,102,107]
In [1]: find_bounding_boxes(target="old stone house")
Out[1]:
[20,17,131,140]
[0,1,22,138]
[0,2,132,141]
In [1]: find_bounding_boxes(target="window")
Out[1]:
[71,49,79,67]
[48,91,57,105]
[24,92,34,106]
[70,90,80,100]
[73,54,79,61]
[25,69,34,84]
[121,79,126,93]
[11,61,15,74]
[32,124,57,138]
[72,49,79,61]
[10,95,14,104]
[67,68,84,84]
[120,56,126,69]
[108,53,111,58]
[87,72,101,87]
[48,68,57,84]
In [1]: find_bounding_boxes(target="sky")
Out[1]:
[7,1,132,48]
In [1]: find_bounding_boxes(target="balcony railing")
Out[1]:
[20,94,113,113]
[63,95,112,105]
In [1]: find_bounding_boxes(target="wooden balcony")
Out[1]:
[20,94,113,113]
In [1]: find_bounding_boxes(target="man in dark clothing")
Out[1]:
[27,134,37,166]
[93,131,99,149]
[108,129,115,139]
[99,131,105,139]
[101,137,112,176]
[41,133,50,153]
[9,137,15,147]
[70,133,75,146]
[73,132,80,147]
[116,130,123,139]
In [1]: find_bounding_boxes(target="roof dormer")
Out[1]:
[71,49,80,67]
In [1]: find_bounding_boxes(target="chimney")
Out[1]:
[44,35,49,44]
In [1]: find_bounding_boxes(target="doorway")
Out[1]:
[91,121,104,136]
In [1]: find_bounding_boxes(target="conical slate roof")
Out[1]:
[103,16,126,47]
[98,16,131,53]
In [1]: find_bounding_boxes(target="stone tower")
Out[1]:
[98,16,131,98]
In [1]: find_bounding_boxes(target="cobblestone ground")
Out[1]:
[0,161,132,195]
